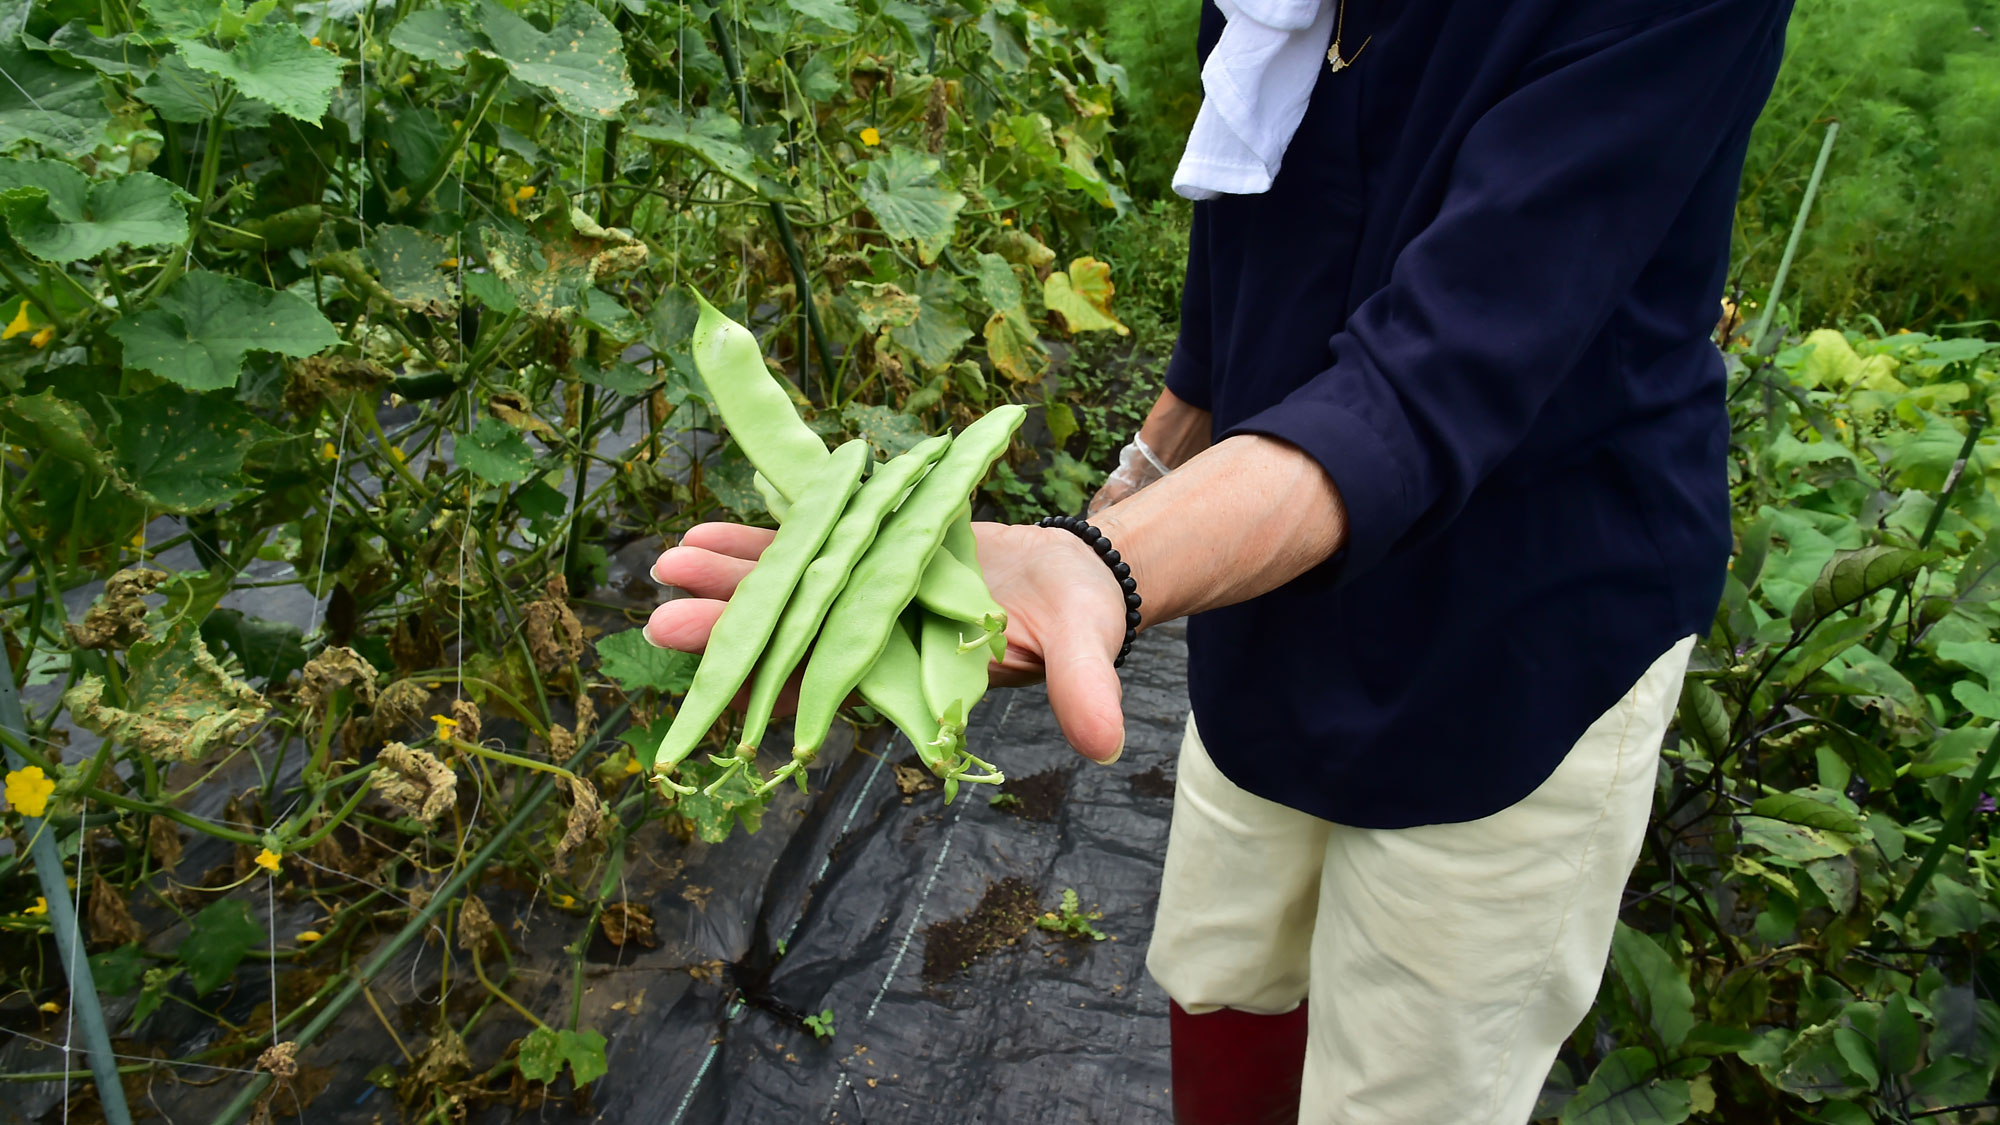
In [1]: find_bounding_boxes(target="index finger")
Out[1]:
[678,522,778,561]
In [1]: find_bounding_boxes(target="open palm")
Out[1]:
[646,521,1128,764]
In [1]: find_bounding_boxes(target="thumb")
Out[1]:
[1040,612,1126,764]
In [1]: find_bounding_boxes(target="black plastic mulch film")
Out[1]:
[4,622,1188,1125]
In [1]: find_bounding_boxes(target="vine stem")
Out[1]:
[146,99,233,301]
[1750,120,1839,353]
[400,72,506,216]
[202,702,628,1125]
[708,7,836,401]
[1889,723,2000,917]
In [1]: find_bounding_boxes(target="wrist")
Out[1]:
[1036,521,1137,664]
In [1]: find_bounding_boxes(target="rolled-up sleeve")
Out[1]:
[1225,0,1788,579]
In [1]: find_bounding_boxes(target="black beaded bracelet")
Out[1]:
[1036,514,1141,668]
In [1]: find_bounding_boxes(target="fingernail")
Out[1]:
[1096,738,1123,766]
[642,628,665,648]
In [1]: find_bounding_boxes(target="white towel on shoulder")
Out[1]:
[1172,0,1335,200]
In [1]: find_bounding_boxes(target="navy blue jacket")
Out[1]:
[1168,0,1791,827]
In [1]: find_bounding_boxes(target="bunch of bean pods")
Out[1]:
[644,289,1025,804]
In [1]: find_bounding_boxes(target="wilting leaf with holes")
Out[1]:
[628,109,759,190]
[104,384,279,513]
[842,403,927,459]
[982,306,1043,383]
[66,620,268,762]
[365,225,456,314]
[0,43,110,155]
[854,147,965,265]
[178,23,343,122]
[0,160,189,262]
[1042,256,1127,335]
[110,271,339,391]
[479,204,647,320]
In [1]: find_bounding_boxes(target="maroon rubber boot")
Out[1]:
[1169,999,1309,1124]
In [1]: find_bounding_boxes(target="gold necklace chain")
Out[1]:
[1327,0,1372,73]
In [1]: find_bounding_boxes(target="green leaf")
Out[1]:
[577,358,654,396]
[110,270,338,391]
[32,22,152,77]
[105,385,278,513]
[1739,815,1852,861]
[177,24,343,122]
[1562,1048,1691,1125]
[474,0,633,118]
[628,108,760,190]
[842,403,927,459]
[1790,546,1932,631]
[89,943,147,995]
[1675,676,1729,759]
[889,279,973,371]
[785,0,856,32]
[365,225,456,314]
[1951,680,2000,720]
[1681,1023,1759,1056]
[595,628,696,695]
[1042,256,1128,335]
[556,1028,607,1085]
[456,416,536,485]
[975,251,1023,313]
[0,160,188,263]
[176,899,265,996]
[1748,791,1863,834]
[854,148,966,265]
[129,966,179,1027]
[1937,639,2000,687]
[200,608,307,686]
[1611,923,1695,1051]
[1831,1026,1879,1088]
[0,387,116,476]
[1779,614,1878,690]
[0,43,111,156]
[1046,401,1078,448]
[1877,993,1921,1077]
[136,52,275,125]
[1889,416,1975,492]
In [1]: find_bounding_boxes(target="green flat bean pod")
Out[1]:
[919,607,992,757]
[861,609,955,766]
[734,434,952,759]
[648,439,870,790]
[915,527,1007,646]
[933,504,1008,660]
[689,288,830,498]
[790,405,1025,760]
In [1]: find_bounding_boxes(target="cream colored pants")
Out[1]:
[1146,636,1695,1125]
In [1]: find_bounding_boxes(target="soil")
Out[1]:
[993,766,1071,822]
[1127,764,1176,799]
[920,876,1044,985]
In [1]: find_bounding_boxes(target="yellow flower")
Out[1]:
[29,325,53,348]
[2,303,33,340]
[296,930,323,944]
[1835,418,1847,430]
[859,127,881,147]
[441,257,459,269]
[515,185,536,200]
[430,714,459,741]
[5,766,54,819]
[26,897,47,916]
[390,446,406,463]
[320,441,339,461]
[1000,217,1014,227]
[553,893,576,908]
[622,756,642,776]
[254,848,282,874]
[309,36,320,45]
[38,1001,60,1013]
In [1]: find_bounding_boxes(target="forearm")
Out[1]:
[1093,433,1347,627]
[1136,385,1212,468]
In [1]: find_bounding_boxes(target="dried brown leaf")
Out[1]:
[600,901,657,948]
[87,876,141,947]
[370,742,457,825]
[65,568,166,650]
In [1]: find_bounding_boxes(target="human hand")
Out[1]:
[646,520,1129,765]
